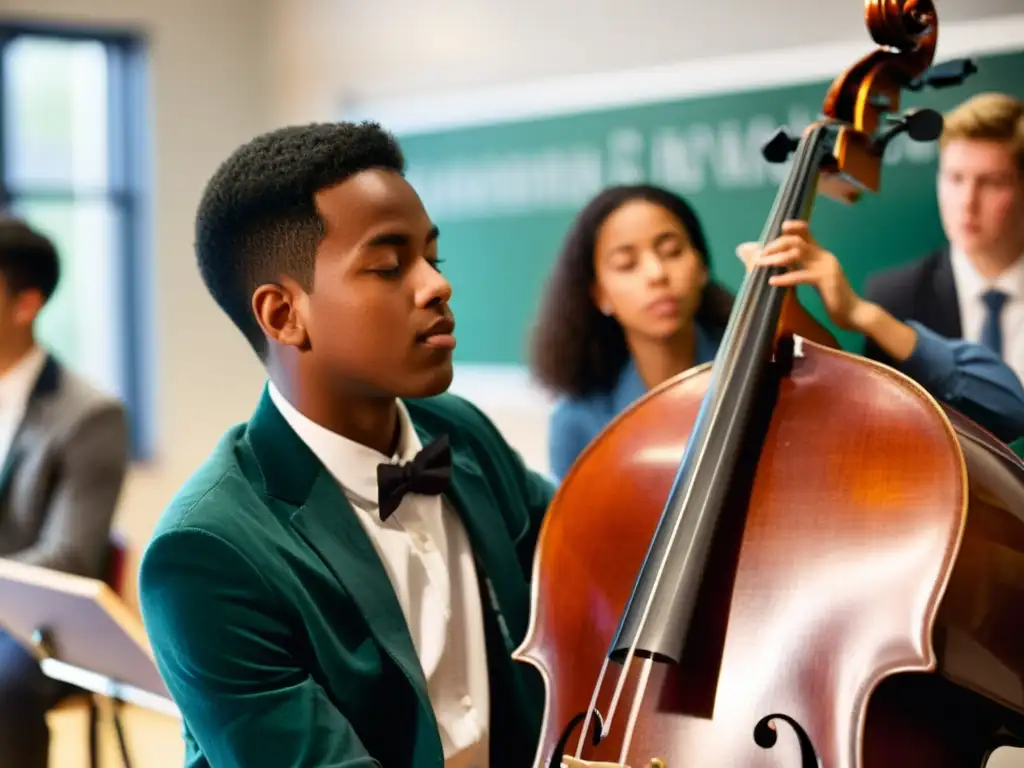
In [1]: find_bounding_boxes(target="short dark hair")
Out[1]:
[529,184,734,399]
[195,121,406,358]
[0,217,60,303]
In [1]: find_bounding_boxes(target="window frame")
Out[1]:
[0,18,153,460]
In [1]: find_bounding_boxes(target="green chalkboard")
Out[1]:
[398,49,1024,363]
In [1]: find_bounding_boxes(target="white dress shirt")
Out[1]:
[0,346,47,469]
[268,383,490,768]
[950,247,1024,383]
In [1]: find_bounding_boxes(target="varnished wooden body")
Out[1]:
[517,341,1024,767]
[933,408,1024,716]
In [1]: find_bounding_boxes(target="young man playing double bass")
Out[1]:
[138,122,554,768]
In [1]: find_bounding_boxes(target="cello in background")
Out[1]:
[516,1,1024,766]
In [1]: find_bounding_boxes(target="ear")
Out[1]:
[251,278,310,350]
[12,289,45,327]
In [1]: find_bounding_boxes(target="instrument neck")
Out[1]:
[608,121,840,664]
[715,123,837,369]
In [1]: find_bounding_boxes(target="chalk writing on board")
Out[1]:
[407,105,937,221]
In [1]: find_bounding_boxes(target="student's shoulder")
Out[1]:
[147,423,261,545]
[548,387,615,435]
[46,359,126,434]
[863,248,946,301]
[138,423,288,639]
[549,389,606,416]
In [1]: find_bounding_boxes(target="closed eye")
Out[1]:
[654,232,686,253]
[363,225,441,278]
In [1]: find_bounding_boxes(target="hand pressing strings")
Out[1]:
[735,220,871,333]
[735,219,921,362]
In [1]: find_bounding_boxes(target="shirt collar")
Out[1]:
[267,381,423,510]
[0,346,47,413]
[950,246,1024,302]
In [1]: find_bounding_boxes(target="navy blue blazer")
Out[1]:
[547,321,1024,481]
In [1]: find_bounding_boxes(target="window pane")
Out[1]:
[3,36,109,189]
[11,198,123,399]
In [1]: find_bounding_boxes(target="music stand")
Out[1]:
[0,557,179,719]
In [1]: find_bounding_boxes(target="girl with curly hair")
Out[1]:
[530,184,734,481]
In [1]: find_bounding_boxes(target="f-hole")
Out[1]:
[549,710,604,768]
[754,713,820,768]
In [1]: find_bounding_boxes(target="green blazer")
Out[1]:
[138,387,554,768]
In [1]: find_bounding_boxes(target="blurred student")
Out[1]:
[0,217,129,768]
[530,185,733,482]
[864,93,1024,381]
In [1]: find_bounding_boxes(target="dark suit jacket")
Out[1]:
[0,355,129,579]
[138,387,554,768]
[862,246,961,366]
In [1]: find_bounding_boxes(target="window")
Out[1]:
[0,23,151,458]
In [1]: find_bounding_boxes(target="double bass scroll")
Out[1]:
[514,1,1024,767]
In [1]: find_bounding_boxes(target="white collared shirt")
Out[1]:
[268,383,490,768]
[0,346,47,469]
[950,247,1024,383]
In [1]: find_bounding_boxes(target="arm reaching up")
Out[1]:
[736,221,1024,442]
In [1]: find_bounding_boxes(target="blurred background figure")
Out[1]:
[529,185,733,481]
[0,218,128,768]
[864,93,1024,380]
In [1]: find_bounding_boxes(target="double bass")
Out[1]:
[516,1,1024,766]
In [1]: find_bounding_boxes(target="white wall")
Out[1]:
[270,0,1021,113]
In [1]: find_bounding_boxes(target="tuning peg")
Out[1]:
[762,128,799,164]
[872,107,944,155]
[907,58,978,91]
[903,107,944,142]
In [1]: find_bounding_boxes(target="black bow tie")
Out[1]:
[376,434,452,521]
